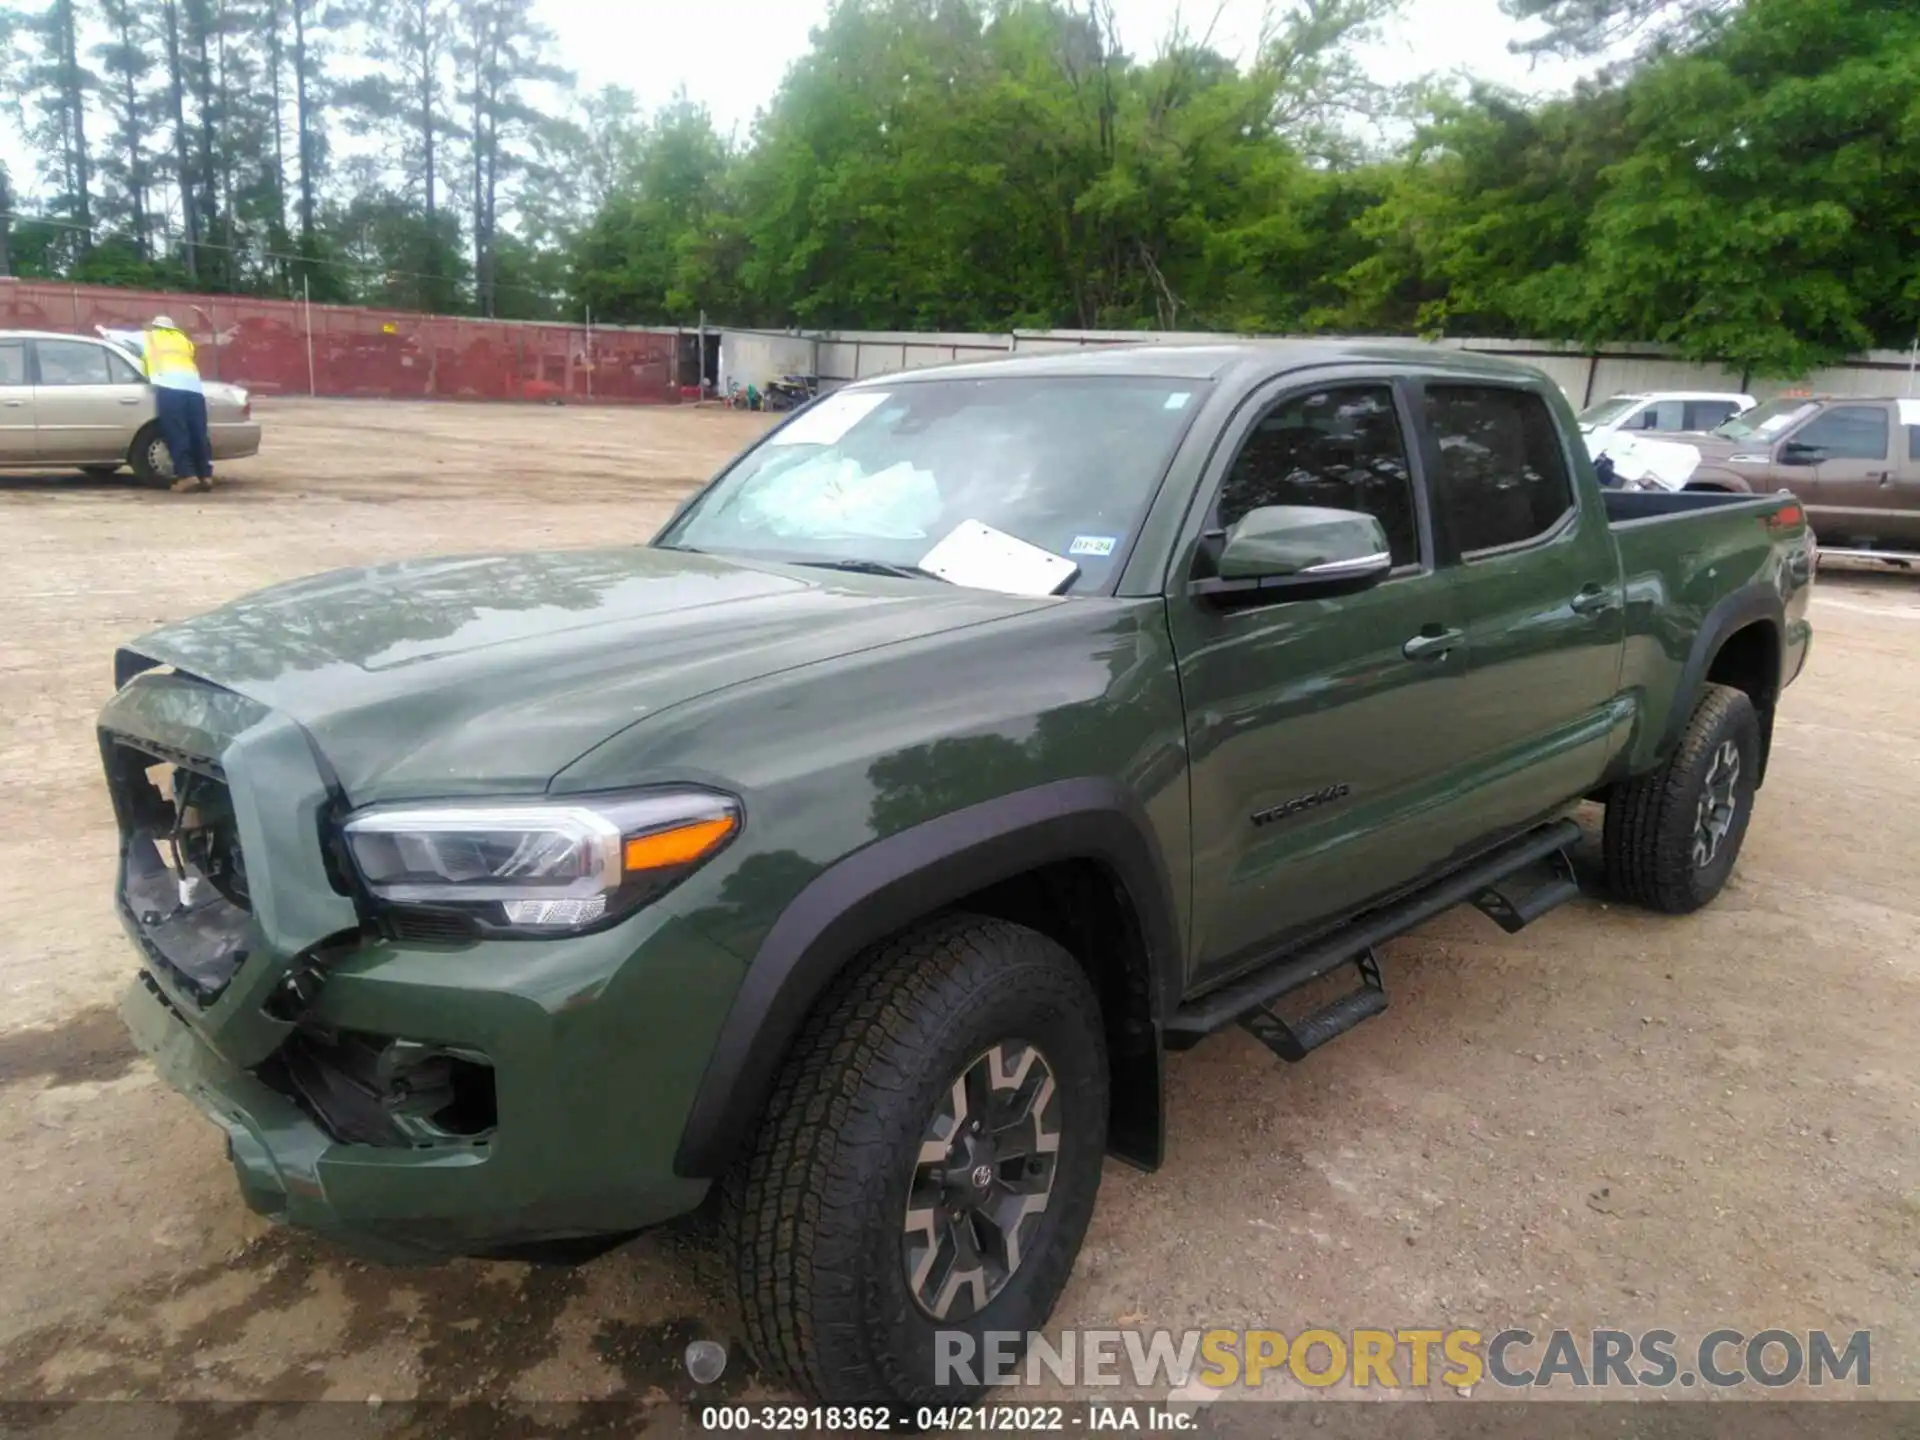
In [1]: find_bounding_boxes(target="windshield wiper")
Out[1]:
[795,558,949,582]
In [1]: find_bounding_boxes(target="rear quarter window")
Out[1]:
[1423,385,1575,555]
[1685,401,1741,431]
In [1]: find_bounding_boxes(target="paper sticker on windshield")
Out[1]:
[1755,404,1815,436]
[769,390,889,447]
[1164,392,1192,410]
[1069,535,1118,557]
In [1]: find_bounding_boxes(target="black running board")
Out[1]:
[1166,819,1582,1051]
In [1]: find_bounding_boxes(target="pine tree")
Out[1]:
[94,0,159,258]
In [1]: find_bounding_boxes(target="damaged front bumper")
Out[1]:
[103,663,735,1262]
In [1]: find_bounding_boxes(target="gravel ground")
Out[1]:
[1,398,1915,1428]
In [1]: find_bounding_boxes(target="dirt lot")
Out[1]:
[2,398,1917,1423]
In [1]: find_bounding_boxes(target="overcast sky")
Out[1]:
[543,0,1594,141]
[537,0,1589,141]
[3,0,1598,216]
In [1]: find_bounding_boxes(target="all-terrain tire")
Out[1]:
[1603,682,1760,914]
[721,913,1108,1409]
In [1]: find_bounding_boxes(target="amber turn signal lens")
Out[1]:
[623,815,736,873]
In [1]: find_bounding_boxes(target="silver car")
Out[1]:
[0,329,262,485]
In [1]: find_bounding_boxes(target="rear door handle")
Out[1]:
[118,396,140,405]
[1403,628,1463,661]
[1570,586,1618,617]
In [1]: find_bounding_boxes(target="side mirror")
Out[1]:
[1194,505,1393,604]
[1778,441,1822,467]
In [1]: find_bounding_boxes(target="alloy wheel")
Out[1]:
[902,1040,1061,1321]
[1692,739,1742,869]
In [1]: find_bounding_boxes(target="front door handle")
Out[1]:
[1570,586,1618,617]
[1403,627,1463,661]
[118,395,140,405]
[1870,470,1892,486]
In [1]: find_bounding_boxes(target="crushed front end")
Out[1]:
[101,656,731,1262]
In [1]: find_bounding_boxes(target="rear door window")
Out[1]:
[1791,406,1889,461]
[103,347,144,384]
[0,340,26,386]
[1423,385,1575,555]
[1646,400,1687,431]
[1684,400,1741,431]
[34,340,115,386]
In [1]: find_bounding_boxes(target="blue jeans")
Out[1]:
[155,387,213,481]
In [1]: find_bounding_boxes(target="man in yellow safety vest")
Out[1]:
[98,315,215,492]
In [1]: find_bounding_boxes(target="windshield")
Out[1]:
[657,376,1208,593]
[1714,398,1818,441]
[1576,396,1643,428]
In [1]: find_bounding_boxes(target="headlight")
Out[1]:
[342,790,739,936]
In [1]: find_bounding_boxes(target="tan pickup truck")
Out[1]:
[1631,395,1920,553]
[0,329,262,486]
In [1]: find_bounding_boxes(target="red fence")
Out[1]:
[0,280,678,405]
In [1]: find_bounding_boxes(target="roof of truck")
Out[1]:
[855,339,1547,387]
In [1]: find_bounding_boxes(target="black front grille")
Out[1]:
[105,735,256,1004]
[382,909,481,946]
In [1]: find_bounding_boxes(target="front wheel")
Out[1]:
[723,914,1108,1408]
[128,424,176,489]
[1603,682,1761,913]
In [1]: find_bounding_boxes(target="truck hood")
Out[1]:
[124,546,1055,802]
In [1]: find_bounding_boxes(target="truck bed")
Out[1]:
[1601,487,1793,526]
[1601,482,1813,782]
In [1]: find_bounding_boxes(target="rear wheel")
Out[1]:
[723,914,1108,1408]
[1603,682,1760,913]
[128,424,175,489]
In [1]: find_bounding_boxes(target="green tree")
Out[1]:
[92,0,159,259]
[454,0,567,317]
[332,180,470,311]
[1502,0,1731,57]
[568,94,734,323]
[1562,0,1920,373]
[16,0,96,262]
[1340,80,1636,335]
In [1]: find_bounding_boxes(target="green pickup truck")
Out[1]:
[104,342,1813,1408]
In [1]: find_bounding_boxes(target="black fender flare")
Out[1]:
[672,777,1183,1179]
[1659,584,1785,776]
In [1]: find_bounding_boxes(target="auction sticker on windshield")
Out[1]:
[769,390,890,447]
[922,520,1080,596]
